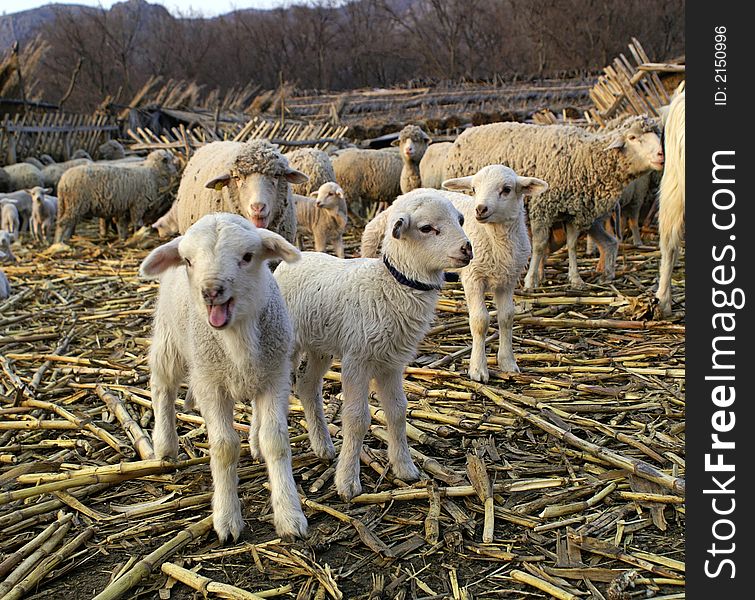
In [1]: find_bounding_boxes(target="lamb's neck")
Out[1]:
[400,159,422,193]
[381,250,445,293]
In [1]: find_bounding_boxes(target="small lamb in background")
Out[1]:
[1,203,20,241]
[140,212,308,542]
[0,231,15,262]
[294,182,348,257]
[29,186,58,243]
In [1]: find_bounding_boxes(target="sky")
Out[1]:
[1,0,294,18]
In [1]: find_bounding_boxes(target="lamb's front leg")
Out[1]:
[464,278,490,383]
[494,284,519,373]
[334,236,345,259]
[565,222,586,289]
[255,383,308,540]
[335,358,371,501]
[149,337,183,460]
[374,368,419,482]
[199,386,243,543]
[524,225,549,289]
[587,219,618,282]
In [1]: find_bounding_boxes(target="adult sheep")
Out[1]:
[392,124,431,193]
[41,157,93,193]
[419,141,453,189]
[55,150,177,242]
[656,89,685,317]
[285,148,336,197]
[444,116,664,288]
[174,140,306,243]
[4,163,44,191]
[332,148,402,216]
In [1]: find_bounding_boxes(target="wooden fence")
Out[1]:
[0,112,120,164]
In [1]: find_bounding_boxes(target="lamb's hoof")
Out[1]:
[312,438,337,462]
[569,279,586,290]
[274,509,309,541]
[153,439,179,461]
[336,475,362,502]
[597,273,615,284]
[392,460,420,482]
[497,356,520,374]
[468,365,490,384]
[214,510,245,544]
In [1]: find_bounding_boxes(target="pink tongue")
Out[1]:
[208,303,229,327]
[252,216,267,228]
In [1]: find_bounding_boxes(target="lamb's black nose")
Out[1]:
[476,205,489,218]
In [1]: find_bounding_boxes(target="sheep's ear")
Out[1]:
[391,138,400,147]
[258,229,301,263]
[517,176,549,197]
[605,135,625,150]
[284,168,309,185]
[391,213,410,239]
[205,173,232,190]
[139,237,183,278]
[336,188,345,199]
[309,191,319,198]
[44,187,53,194]
[442,176,473,191]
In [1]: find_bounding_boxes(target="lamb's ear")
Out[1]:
[284,168,309,185]
[442,176,474,191]
[336,188,345,199]
[139,236,183,278]
[517,176,549,197]
[205,173,232,190]
[390,213,410,239]
[258,229,301,263]
[44,187,53,194]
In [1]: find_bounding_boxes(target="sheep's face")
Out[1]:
[608,122,664,174]
[313,183,345,210]
[152,213,178,239]
[29,186,52,207]
[443,165,549,224]
[148,151,179,179]
[394,129,431,163]
[385,191,472,272]
[140,213,300,330]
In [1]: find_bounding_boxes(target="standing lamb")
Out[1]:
[55,150,177,242]
[444,116,664,288]
[331,148,403,216]
[140,212,308,542]
[1,203,20,241]
[174,140,306,244]
[294,182,348,257]
[4,163,44,191]
[362,165,548,381]
[275,189,472,501]
[656,89,685,317]
[285,148,336,197]
[419,141,453,188]
[29,186,58,243]
[0,230,14,262]
[0,191,32,234]
[392,125,431,193]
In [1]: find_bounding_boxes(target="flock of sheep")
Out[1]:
[0,87,685,542]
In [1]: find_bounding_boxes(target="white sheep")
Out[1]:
[294,182,348,257]
[274,189,472,501]
[444,116,664,289]
[393,125,431,193]
[362,166,548,381]
[139,212,308,542]
[0,266,10,300]
[55,150,177,242]
[29,186,58,243]
[1,203,19,241]
[174,140,306,244]
[656,89,685,318]
[419,141,453,189]
[152,201,179,239]
[285,148,336,197]
[331,148,402,215]
[0,230,15,262]
[3,163,44,191]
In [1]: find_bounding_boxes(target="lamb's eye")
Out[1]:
[184,258,192,267]
[242,252,253,263]
[419,225,435,234]
[458,215,465,226]
[502,186,512,194]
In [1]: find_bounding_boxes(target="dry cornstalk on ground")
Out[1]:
[0,220,685,600]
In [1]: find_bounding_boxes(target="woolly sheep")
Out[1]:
[30,186,58,243]
[331,148,402,215]
[444,117,664,288]
[98,139,126,161]
[140,212,308,542]
[152,201,179,239]
[285,148,336,196]
[274,189,472,500]
[4,163,44,191]
[419,141,453,189]
[392,125,431,193]
[0,190,32,233]
[174,140,306,244]
[1,203,19,241]
[656,90,685,318]
[71,149,92,160]
[362,166,548,381]
[55,150,177,242]
[0,267,9,300]
[294,182,348,257]
[0,230,14,262]
[24,157,45,170]
[41,158,93,193]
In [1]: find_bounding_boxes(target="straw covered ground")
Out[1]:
[0,220,685,600]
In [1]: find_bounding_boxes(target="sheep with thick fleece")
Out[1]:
[175,140,305,243]
[30,186,58,243]
[140,212,308,542]
[4,163,43,191]
[275,189,472,500]
[285,148,336,197]
[362,166,548,381]
[419,141,453,189]
[393,125,431,193]
[294,182,348,257]
[656,90,685,317]
[1,203,19,241]
[331,148,402,215]
[55,150,177,242]
[444,116,664,288]
[152,201,179,239]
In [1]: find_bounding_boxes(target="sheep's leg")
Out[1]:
[199,385,244,543]
[149,338,183,460]
[116,215,129,239]
[335,358,371,501]
[627,201,643,245]
[374,368,419,482]
[247,402,261,461]
[255,384,308,540]
[295,351,336,461]
[656,231,680,318]
[587,219,618,282]
[465,278,490,383]
[524,225,549,289]
[313,231,327,253]
[335,236,345,258]
[565,222,586,289]
[55,220,75,243]
[494,284,519,373]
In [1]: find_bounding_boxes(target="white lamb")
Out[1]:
[29,186,58,243]
[0,231,14,262]
[294,182,348,257]
[139,213,308,542]
[361,165,548,381]
[1,203,19,241]
[274,189,472,501]
[656,89,685,317]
